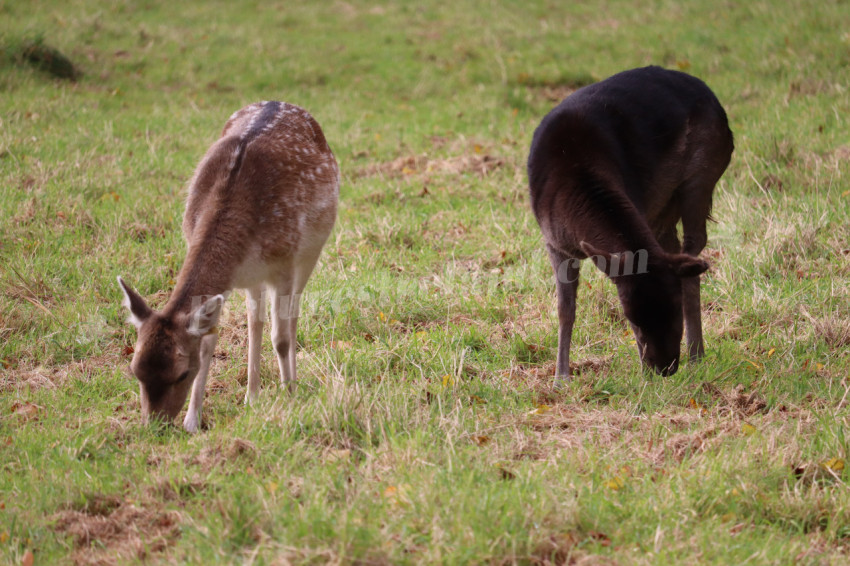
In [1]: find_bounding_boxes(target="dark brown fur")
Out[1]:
[527,66,733,377]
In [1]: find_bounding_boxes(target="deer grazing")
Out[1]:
[119,101,339,431]
[528,66,733,378]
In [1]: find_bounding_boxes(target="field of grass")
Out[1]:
[2,0,850,563]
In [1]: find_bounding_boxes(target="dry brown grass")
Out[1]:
[53,495,181,565]
[355,153,506,180]
[1,354,122,392]
[509,381,821,475]
[182,437,258,472]
[804,311,850,349]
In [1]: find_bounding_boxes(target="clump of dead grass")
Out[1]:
[182,437,257,472]
[701,382,768,417]
[525,532,583,565]
[802,310,850,348]
[651,422,738,465]
[53,494,180,565]
[499,357,612,405]
[147,477,208,503]
[516,382,798,470]
[494,530,614,566]
[1,354,122,392]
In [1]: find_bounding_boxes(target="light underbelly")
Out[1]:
[232,254,272,289]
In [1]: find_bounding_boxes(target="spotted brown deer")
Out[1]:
[119,101,339,431]
[528,66,733,378]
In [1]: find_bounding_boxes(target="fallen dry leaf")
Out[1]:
[688,398,707,415]
[529,404,550,416]
[383,484,411,506]
[822,457,845,474]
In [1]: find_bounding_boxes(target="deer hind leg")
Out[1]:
[270,280,296,393]
[547,245,580,382]
[245,285,265,405]
[277,241,330,391]
[183,331,218,433]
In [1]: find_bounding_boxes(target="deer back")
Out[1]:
[170,101,339,306]
[528,66,732,256]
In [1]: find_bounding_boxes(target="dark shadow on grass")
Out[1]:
[2,34,80,80]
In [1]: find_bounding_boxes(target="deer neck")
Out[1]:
[584,197,667,260]
[163,224,248,316]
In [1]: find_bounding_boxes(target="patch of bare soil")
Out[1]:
[355,153,505,179]
[53,495,180,565]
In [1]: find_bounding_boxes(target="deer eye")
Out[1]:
[175,371,190,384]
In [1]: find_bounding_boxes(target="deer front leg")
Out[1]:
[183,331,218,433]
[547,246,580,382]
[681,276,704,361]
[680,203,709,363]
[245,286,265,405]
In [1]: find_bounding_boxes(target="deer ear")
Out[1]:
[118,276,152,329]
[669,254,709,278]
[580,240,621,276]
[187,295,224,337]
[579,240,612,261]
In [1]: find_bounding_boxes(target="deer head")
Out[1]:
[118,276,224,425]
[579,242,708,376]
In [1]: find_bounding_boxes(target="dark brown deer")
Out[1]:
[119,101,339,431]
[528,66,733,378]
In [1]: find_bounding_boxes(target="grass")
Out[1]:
[1,0,849,563]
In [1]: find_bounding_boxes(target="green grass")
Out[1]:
[2,0,850,563]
